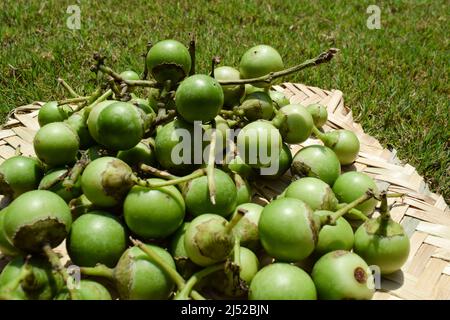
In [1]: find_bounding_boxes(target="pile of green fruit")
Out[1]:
[0,39,410,300]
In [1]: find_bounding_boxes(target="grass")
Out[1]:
[0,0,448,201]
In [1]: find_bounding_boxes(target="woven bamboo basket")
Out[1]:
[0,83,449,300]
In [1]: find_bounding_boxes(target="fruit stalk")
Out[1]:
[76,89,112,112]
[141,41,153,80]
[57,78,80,98]
[62,152,90,190]
[132,168,206,188]
[210,56,221,78]
[218,48,339,85]
[175,263,225,300]
[79,264,115,280]
[322,191,375,225]
[224,208,247,234]
[139,164,178,180]
[188,33,196,76]
[97,64,158,87]
[57,96,89,105]
[42,244,76,300]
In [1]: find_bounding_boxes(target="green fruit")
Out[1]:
[285,177,338,211]
[0,156,43,199]
[231,203,263,251]
[244,84,264,96]
[116,140,156,168]
[272,104,314,144]
[3,190,72,252]
[354,217,410,275]
[237,120,282,169]
[311,250,374,300]
[38,101,72,127]
[240,91,274,121]
[56,280,112,300]
[258,142,292,179]
[175,74,224,123]
[67,211,127,267]
[269,90,290,109]
[124,182,185,238]
[80,157,134,207]
[214,66,245,108]
[169,222,199,278]
[146,39,191,84]
[259,197,319,261]
[314,211,354,256]
[154,119,199,175]
[182,168,237,218]
[0,209,21,256]
[38,168,81,202]
[234,174,252,205]
[0,256,64,300]
[291,145,341,185]
[239,45,284,88]
[33,122,79,167]
[225,155,254,179]
[120,70,140,81]
[86,100,116,141]
[114,244,176,300]
[306,103,328,128]
[130,97,156,115]
[332,172,379,216]
[65,110,95,149]
[323,130,360,165]
[184,214,235,266]
[88,101,147,150]
[249,263,317,300]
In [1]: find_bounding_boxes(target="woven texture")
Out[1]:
[0,84,449,300]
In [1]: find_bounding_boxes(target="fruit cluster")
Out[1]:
[0,39,409,300]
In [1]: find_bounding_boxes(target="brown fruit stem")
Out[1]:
[210,56,221,78]
[218,48,339,85]
[188,33,196,76]
[42,244,76,300]
[38,170,69,191]
[141,41,153,80]
[175,263,225,300]
[98,64,158,88]
[132,168,206,188]
[57,78,80,98]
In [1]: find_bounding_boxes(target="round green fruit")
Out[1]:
[0,156,43,199]
[67,211,127,267]
[175,74,224,123]
[214,66,245,108]
[285,177,338,211]
[249,263,317,300]
[38,101,72,127]
[124,182,185,239]
[33,122,79,167]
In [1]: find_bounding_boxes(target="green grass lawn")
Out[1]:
[0,0,448,201]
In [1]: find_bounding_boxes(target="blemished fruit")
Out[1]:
[272,104,314,144]
[284,177,338,211]
[311,250,375,300]
[3,190,72,252]
[0,156,43,199]
[146,39,191,84]
[291,145,341,185]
